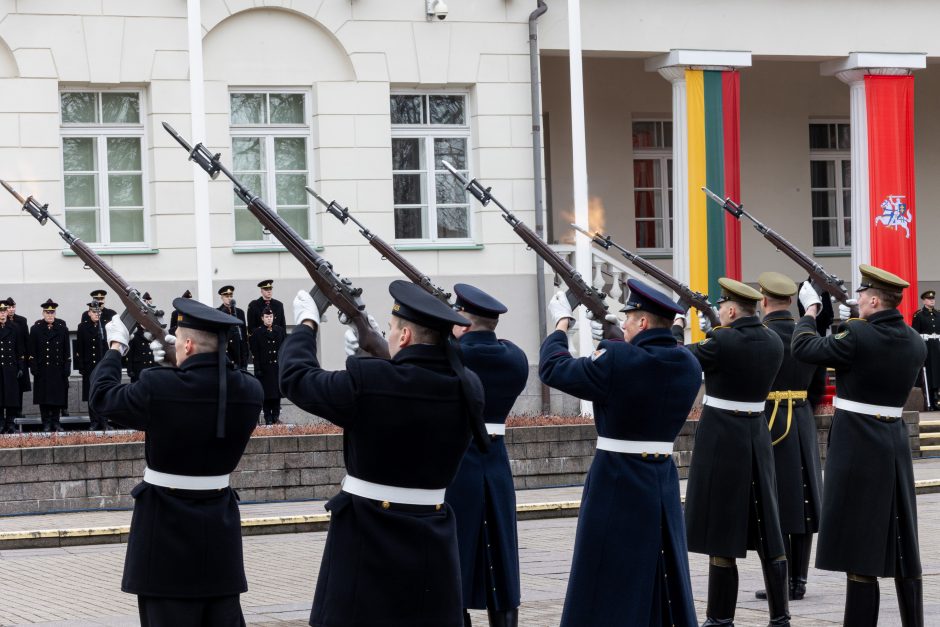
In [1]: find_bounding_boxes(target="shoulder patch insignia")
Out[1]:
[699,338,712,345]
[591,348,607,362]
[834,330,849,339]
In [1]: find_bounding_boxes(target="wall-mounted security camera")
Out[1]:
[426,0,448,21]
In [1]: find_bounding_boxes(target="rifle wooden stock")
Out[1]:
[307,187,452,304]
[440,161,623,340]
[162,123,389,358]
[701,186,857,316]
[0,180,175,362]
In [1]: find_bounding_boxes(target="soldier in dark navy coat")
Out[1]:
[247,279,286,334]
[91,297,263,626]
[911,289,939,409]
[684,277,789,627]
[539,279,702,627]
[751,273,823,604]
[168,290,192,336]
[444,284,529,627]
[5,298,30,421]
[74,301,111,430]
[792,265,926,627]
[80,289,117,325]
[218,285,250,369]
[126,294,157,383]
[249,306,285,425]
[0,303,26,433]
[29,299,71,433]
[279,281,486,627]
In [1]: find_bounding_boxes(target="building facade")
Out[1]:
[1,0,939,371]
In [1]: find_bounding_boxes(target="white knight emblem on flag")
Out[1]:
[874,194,913,238]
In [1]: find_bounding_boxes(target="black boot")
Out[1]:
[844,576,879,627]
[789,534,812,600]
[463,610,472,627]
[760,558,790,627]
[487,608,518,627]
[41,409,53,433]
[702,560,738,626]
[895,577,923,627]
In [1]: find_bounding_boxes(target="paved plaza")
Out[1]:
[0,492,937,626]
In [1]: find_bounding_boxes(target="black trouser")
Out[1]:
[0,406,16,432]
[88,407,109,430]
[39,404,63,431]
[138,594,245,627]
[262,398,281,424]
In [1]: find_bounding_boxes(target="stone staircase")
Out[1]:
[921,416,940,455]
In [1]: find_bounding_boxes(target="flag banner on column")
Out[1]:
[687,69,742,324]
[866,75,918,320]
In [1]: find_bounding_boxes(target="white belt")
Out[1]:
[341,474,445,506]
[833,397,903,418]
[143,467,230,490]
[703,395,766,414]
[921,334,940,341]
[485,423,506,436]
[595,436,673,455]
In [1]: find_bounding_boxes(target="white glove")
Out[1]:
[697,310,712,332]
[340,313,379,357]
[839,299,857,320]
[548,290,575,326]
[105,319,130,354]
[585,310,619,342]
[294,290,320,326]
[150,335,174,363]
[673,313,686,329]
[798,281,822,313]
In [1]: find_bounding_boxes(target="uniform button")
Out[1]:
[641,452,648,458]
[381,501,390,509]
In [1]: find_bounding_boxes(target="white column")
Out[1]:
[821,52,926,290]
[567,0,592,416]
[660,67,689,289]
[187,0,213,305]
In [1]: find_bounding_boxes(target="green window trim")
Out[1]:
[393,243,484,252]
[62,248,158,257]
[232,245,324,254]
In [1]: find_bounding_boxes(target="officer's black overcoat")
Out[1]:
[540,327,702,627]
[792,309,925,577]
[10,313,30,393]
[126,325,156,382]
[28,319,71,406]
[280,325,482,627]
[685,316,785,558]
[74,319,108,401]
[249,324,285,399]
[0,323,25,407]
[444,330,528,612]
[762,310,823,534]
[911,306,940,388]
[246,297,286,333]
[81,307,116,325]
[218,305,249,368]
[90,350,262,597]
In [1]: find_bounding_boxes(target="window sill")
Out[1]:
[233,244,324,254]
[636,250,673,259]
[393,243,484,252]
[813,248,851,258]
[62,248,158,256]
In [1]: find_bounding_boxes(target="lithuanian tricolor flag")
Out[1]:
[686,69,742,309]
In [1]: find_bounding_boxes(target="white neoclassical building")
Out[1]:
[2,0,940,378]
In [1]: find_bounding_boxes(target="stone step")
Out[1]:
[920,420,940,434]
[921,444,940,453]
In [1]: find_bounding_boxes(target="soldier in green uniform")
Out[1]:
[793,265,925,627]
[752,273,823,603]
[685,278,789,627]
[910,289,939,410]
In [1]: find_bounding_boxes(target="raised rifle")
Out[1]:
[1,180,175,362]
[306,186,452,304]
[571,224,720,327]
[702,186,858,318]
[441,160,623,340]
[162,122,389,359]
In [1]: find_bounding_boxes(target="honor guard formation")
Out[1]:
[0,143,931,627]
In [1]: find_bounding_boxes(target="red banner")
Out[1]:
[722,71,742,280]
[866,75,918,319]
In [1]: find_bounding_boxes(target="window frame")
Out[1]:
[390,90,474,246]
[808,120,851,255]
[229,88,314,246]
[632,118,673,254]
[59,88,150,249]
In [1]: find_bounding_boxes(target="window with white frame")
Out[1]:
[632,120,673,251]
[60,91,147,246]
[229,91,311,242]
[390,93,471,242]
[809,122,851,251]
